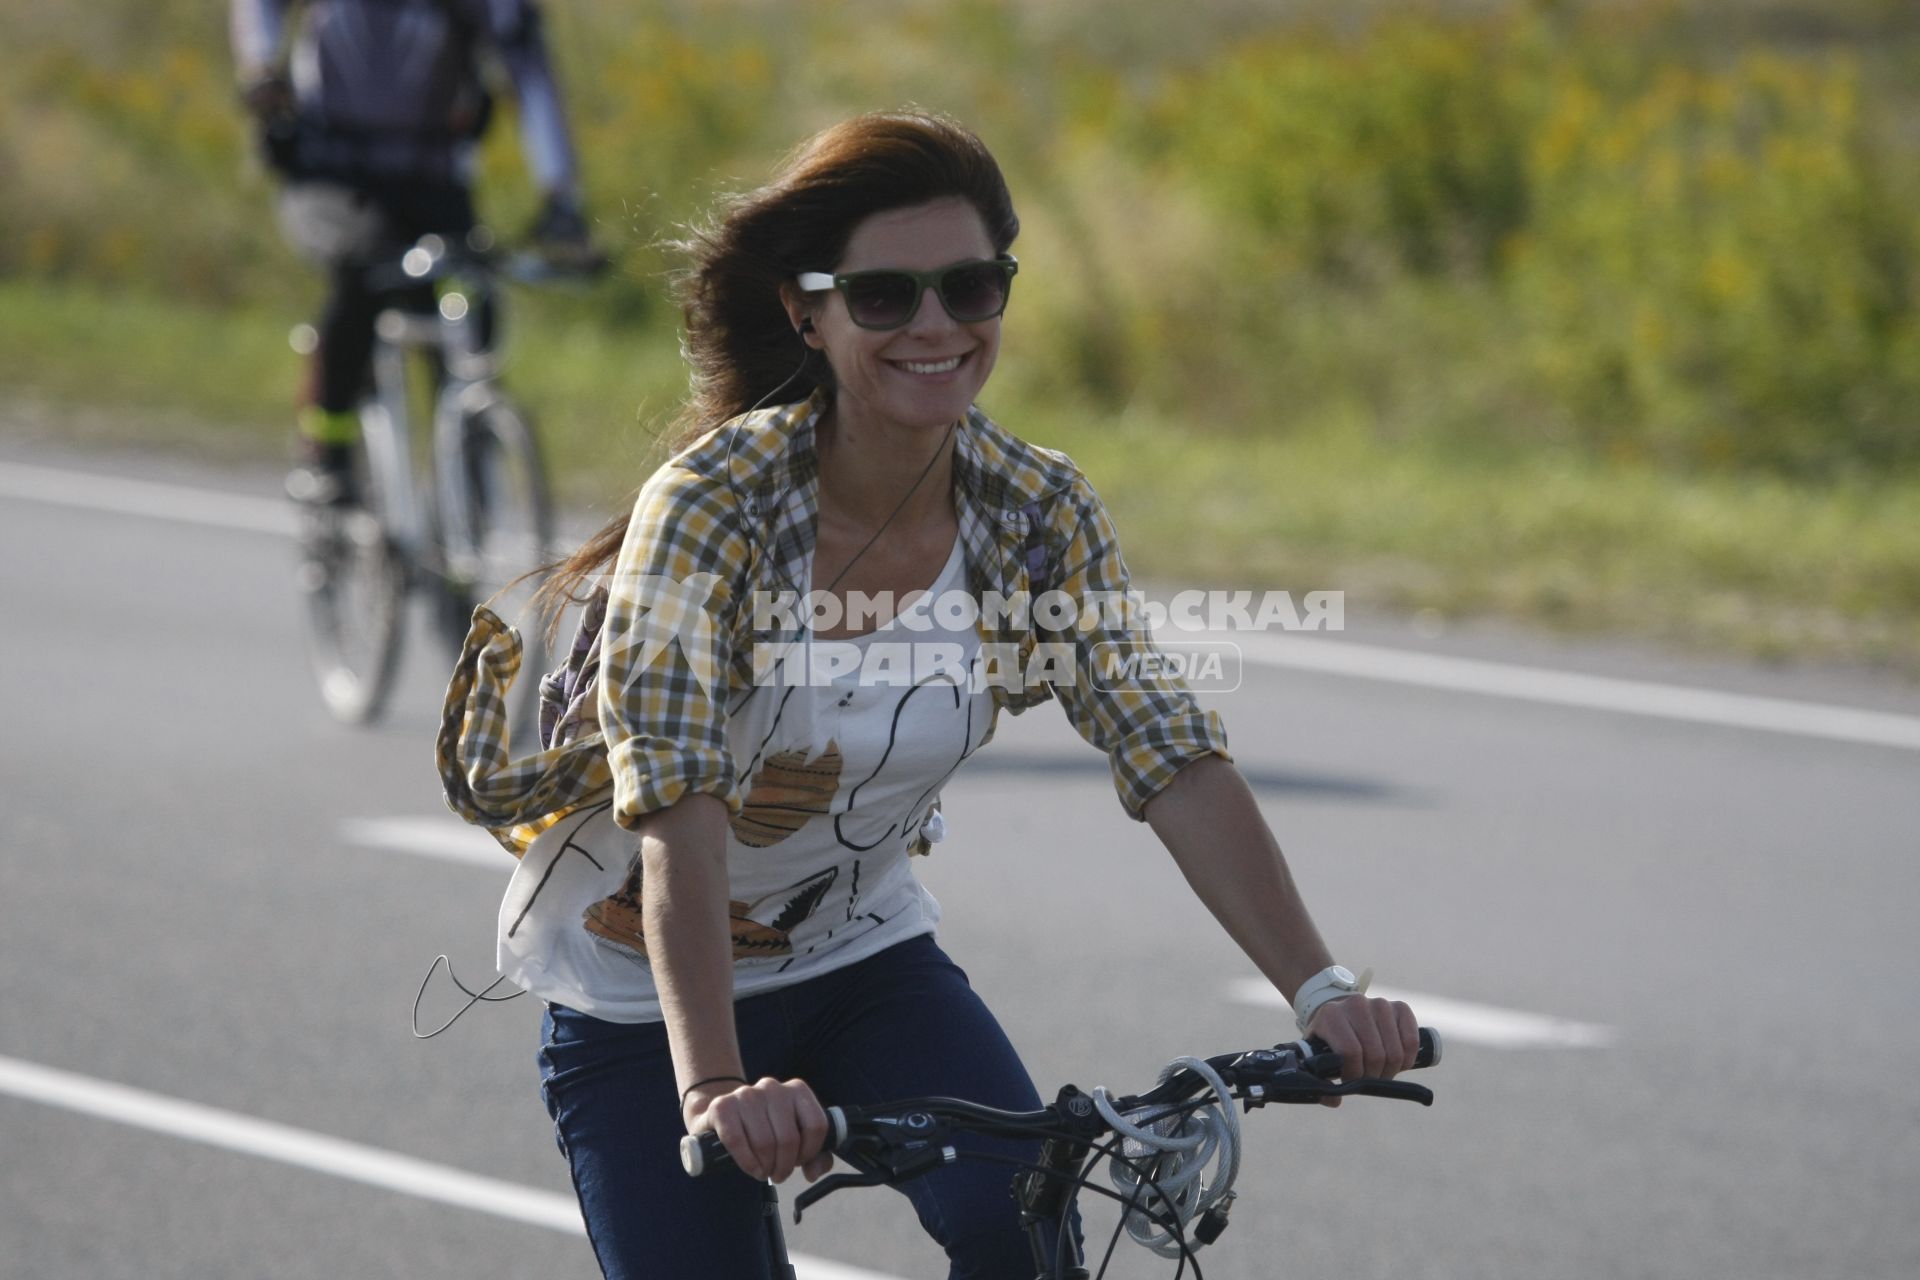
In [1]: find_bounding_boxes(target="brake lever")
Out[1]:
[1234,1066,1433,1108]
[793,1114,959,1223]
[792,1166,889,1222]
[1337,1077,1434,1106]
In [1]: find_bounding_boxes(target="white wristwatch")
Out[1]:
[1291,964,1372,1034]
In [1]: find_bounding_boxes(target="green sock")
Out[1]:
[298,406,361,447]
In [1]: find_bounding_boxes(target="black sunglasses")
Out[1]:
[795,256,1018,330]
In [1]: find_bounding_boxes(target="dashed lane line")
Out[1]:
[340,815,511,868]
[1227,979,1616,1050]
[0,459,296,536]
[342,817,1619,1051]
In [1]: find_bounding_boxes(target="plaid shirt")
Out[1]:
[437,391,1230,854]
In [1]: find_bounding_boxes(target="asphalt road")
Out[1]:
[3,445,1917,1280]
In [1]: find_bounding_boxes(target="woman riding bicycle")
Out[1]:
[437,110,1420,1278]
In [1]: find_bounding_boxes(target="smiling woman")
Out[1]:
[786,212,1012,461]
[536,110,1024,612]
[784,199,1005,456]
[435,109,1419,1280]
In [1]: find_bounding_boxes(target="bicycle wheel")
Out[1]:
[296,401,409,724]
[439,396,554,741]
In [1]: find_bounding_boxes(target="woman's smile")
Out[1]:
[886,350,972,379]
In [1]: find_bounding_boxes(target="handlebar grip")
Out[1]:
[680,1130,728,1178]
[680,1106,850,1178]
[1296,1026,1442,1074]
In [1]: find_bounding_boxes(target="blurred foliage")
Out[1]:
[1101,2,1920,474]
[4,0,1920,477]
[1509,53,1920,473]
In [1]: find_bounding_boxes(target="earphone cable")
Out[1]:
[411,954,524,1040]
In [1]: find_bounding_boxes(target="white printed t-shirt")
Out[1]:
[496,537,992,1021]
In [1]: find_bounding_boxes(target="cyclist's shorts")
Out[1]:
[277,179,476,269]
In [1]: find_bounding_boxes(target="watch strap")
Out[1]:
[1291,964,1373,1034]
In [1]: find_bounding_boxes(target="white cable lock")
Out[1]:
[1092,1056,1242,1258]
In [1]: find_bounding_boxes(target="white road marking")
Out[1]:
[0,459,295,536]
[1219,630,1920,752]
[1227,979,1616,1051]
[364,804,1625,1056]
[0,1054,903,1280]
[340,816,512,868]
[7,459,1918,752]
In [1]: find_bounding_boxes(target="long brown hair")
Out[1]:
[532,110,1019,632]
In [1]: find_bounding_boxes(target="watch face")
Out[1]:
[1329,966,1357,988]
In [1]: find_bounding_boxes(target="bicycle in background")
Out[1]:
[294,230,578,727]
[685,1029,1442,1279]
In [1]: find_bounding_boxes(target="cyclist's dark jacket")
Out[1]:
[229,0,579,191]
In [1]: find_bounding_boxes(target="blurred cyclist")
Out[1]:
[230,0,601,505]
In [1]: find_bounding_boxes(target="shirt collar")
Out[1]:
[711,389,1072,511]
[687,388,1074,605]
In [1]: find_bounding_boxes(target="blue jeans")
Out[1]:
[538,933,1082,1278]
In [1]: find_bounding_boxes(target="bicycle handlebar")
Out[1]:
[679,1027,1441,1180]
[363,233,606,293]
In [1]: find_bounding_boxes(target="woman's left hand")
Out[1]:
[1305,994,1419,1107]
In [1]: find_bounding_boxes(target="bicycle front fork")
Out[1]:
[1022,1222,1090,1280]
[1018,1088,1093,1279]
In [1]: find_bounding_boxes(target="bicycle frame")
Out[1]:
[362,267,501,593]
[299,231,560,726]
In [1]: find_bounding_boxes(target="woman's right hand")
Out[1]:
[683,1076,834,1184]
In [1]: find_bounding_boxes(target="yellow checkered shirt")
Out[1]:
[437,392,1230,854]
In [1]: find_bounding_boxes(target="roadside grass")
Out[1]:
[0,277,690,500]
[0,279,309,459]
[5,278,1916,674]
[1033,403,1920,672]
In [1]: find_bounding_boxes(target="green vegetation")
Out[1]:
[1039,402,1920,669]
[3,0,1918,669]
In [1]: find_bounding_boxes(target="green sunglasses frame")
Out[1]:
[794,255,1019,330]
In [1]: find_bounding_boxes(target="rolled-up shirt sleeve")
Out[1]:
[1044,472,1231,820]
[596,462,747,826]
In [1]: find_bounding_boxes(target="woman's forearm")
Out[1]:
[1144,756,1334,1003]
[1147,755,1421,1088]
[636,792,745,1096]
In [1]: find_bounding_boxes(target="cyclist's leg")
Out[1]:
[383,180,493,348]
[313,257,381,416]
[537,998,794,1279]
[796,934,1084,1279]
[276,182,388,498]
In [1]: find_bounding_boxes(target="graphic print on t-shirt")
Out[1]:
[575,667,980,962]
[566,538,993,972]
[582,863,840,959]
[730,742,845,846]
[833,671,979,853]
